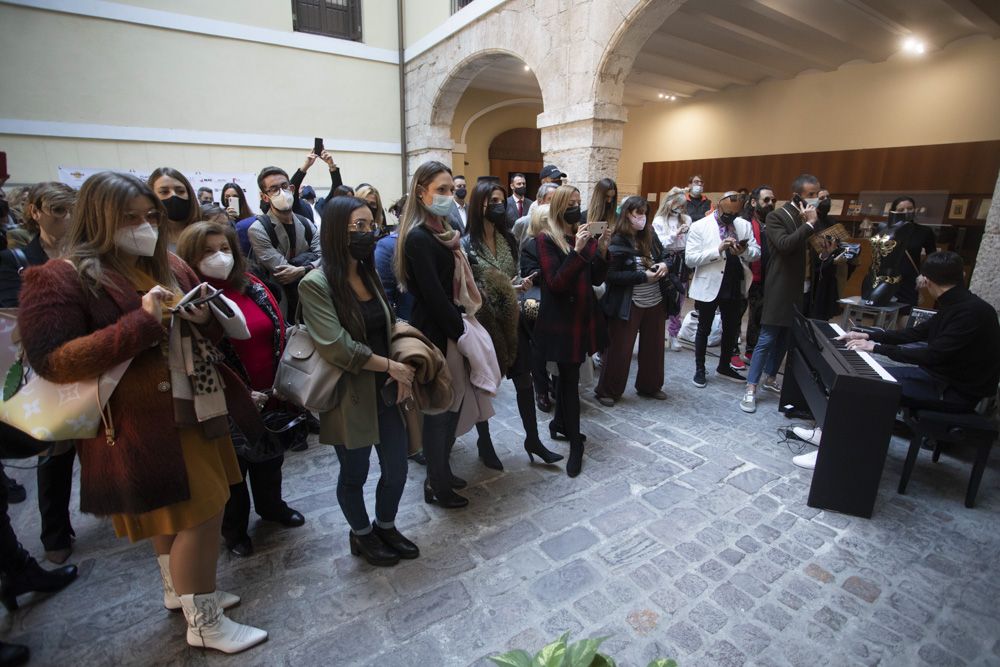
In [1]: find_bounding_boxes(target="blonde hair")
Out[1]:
[355,184,385,230]
[65,171,178,294]
[543,185,580,254]
[527,204,550,240]
[393,161,452,292]
[655,186,687,220]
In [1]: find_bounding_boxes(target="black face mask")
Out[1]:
[719,211,737,226]
[564,206,582,225]
[455,187,467,200]
[367,204,378,217]
[817,198,832,216]
[161,195,191,222]
[513,186,527,197]
[348,231,376,260]
[889,210,915,225]
[485,202,506,225]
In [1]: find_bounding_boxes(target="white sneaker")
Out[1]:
[792,426,822,446]
[669,336,683,352]
[792,449,819,470]
[739,387,757,413]
[158,555,239,611]
[761,376,782,394]
[180,593,267,654]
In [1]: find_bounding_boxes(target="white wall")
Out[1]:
[618,36,1000,188]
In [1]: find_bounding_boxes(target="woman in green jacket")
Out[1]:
[299,197,417,567]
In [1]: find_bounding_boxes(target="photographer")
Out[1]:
[805,188,858,320]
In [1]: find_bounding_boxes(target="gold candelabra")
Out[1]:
[869,234,900,286]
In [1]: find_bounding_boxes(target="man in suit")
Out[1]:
[685,191,761,389]
[451,175,468,232]
[740,173,821,414]
[506,172,533,227]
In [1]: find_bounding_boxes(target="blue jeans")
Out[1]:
[747,325,790,386]
[333,401,408,532]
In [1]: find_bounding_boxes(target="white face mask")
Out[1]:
[690,184,703,196]
[199,250,235,280]
[114,222,158,257]
[630,214,647,231]
[425,193,454,217]
[269,189,294,212]
[804,197,820,208]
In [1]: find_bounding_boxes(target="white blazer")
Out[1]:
[685,213,761,302]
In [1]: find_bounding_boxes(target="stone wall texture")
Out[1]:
[970,170,1000,308]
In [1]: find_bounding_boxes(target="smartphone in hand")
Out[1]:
[586,221,607,236]
[227,196,239,212]
[313,137,324,155]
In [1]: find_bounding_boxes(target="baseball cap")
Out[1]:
[300,185,316,200]
[540,165,566,180]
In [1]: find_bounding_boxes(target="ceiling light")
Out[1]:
[523,65,530,71]
[669,95,677,101]
[657,93,664,98]
[902,37,926,55]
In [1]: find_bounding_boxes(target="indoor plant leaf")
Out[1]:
[533,633,568,667]
[490,649,534,667]
[647,660,678,667]
[565,636,608,667]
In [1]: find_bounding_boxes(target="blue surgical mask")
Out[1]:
[425,194,453,217]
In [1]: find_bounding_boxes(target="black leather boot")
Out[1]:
[566,441,584,478]
[349,531,399,567]
[371,523,420,559]
[0,641,28,667]
[475,422,503,471]
[524,438,563,465]
[423,481,469,509]
[0,555,77,611]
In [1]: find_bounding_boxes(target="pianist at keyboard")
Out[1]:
[841,251,1000,413]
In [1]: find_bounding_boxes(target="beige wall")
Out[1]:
[618,36,1000,189]
[404,0,451,48]
[0,3,403,199]
[449,88,543,183]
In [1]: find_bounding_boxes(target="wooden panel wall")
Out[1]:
[640,141,1000,205]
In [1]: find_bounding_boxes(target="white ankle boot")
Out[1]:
[179,592,267,653]
[157,555,240,611]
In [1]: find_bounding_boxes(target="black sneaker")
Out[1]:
[716,366,747,383]
[692,370,707,388]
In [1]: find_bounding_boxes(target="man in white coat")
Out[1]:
[685,191,761,388]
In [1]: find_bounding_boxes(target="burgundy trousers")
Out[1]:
[595,301,666,399]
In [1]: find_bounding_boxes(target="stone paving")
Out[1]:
[2,345,999,666]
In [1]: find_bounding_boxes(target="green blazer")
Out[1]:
[298,269,394,449]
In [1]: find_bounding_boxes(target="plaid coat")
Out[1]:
[534,233,608,364]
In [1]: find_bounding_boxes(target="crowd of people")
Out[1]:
[0,156,995,662]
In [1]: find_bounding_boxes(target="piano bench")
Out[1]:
[897,408,998,508]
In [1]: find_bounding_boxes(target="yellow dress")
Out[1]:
[110,271,242,542]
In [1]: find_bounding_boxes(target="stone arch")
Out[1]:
[429,50,545,129]
[592,0,687,109]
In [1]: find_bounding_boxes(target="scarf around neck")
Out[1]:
[424,218,482,316]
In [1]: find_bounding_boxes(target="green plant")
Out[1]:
[490,632,677,667]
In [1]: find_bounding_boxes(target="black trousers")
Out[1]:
[0,471,26,574]
[694,296,742,373]
[741,282,764,355]
[423,409,460,496]
[37,448,76,551]
[552,363,582,441]
[221,454,288,544]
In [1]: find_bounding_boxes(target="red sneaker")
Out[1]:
[730,355,747,371]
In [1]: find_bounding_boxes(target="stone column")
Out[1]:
[970,168,1000,309]
[404,128,454,183]
[538,103,628,204]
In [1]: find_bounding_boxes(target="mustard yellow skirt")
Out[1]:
[111,428,242,542]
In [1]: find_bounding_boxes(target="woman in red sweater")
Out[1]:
[177,222,305,558]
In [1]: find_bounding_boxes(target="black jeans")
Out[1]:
[694,297,742,373]
[37,448,76,551]
[889,365,978,413]
[222,454,288,544]
[552,363,582,442]
[423,408,460,497]
[742,282,764,355]
[334,403,408,531]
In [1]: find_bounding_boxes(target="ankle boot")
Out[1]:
[524,437,563,465]
[0,553,77,611]
[566,441,584,478]
[349,531,400,567]
[476,431,503,471]
[548,422,587,443]
[179,592,267,653]
[0,640,28,667]
[371,523,420,559]
[423,481,469,509]
[158,555,239,612]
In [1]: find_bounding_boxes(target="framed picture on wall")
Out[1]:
[949,199,970,220]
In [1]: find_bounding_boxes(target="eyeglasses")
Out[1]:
[349,220,374,232]
[123,210,163,225]
[263,183,293,196]
[760,197,776,204]
[42,204,73,218]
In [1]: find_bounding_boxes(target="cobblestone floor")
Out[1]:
[2,345,999,666]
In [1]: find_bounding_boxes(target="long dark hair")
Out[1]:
[220,182,254,220]
[587,178,618,223]
[147,167,201,227]
[466,181,517,261]
[319,196,393,340]
[612,196,653,267]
